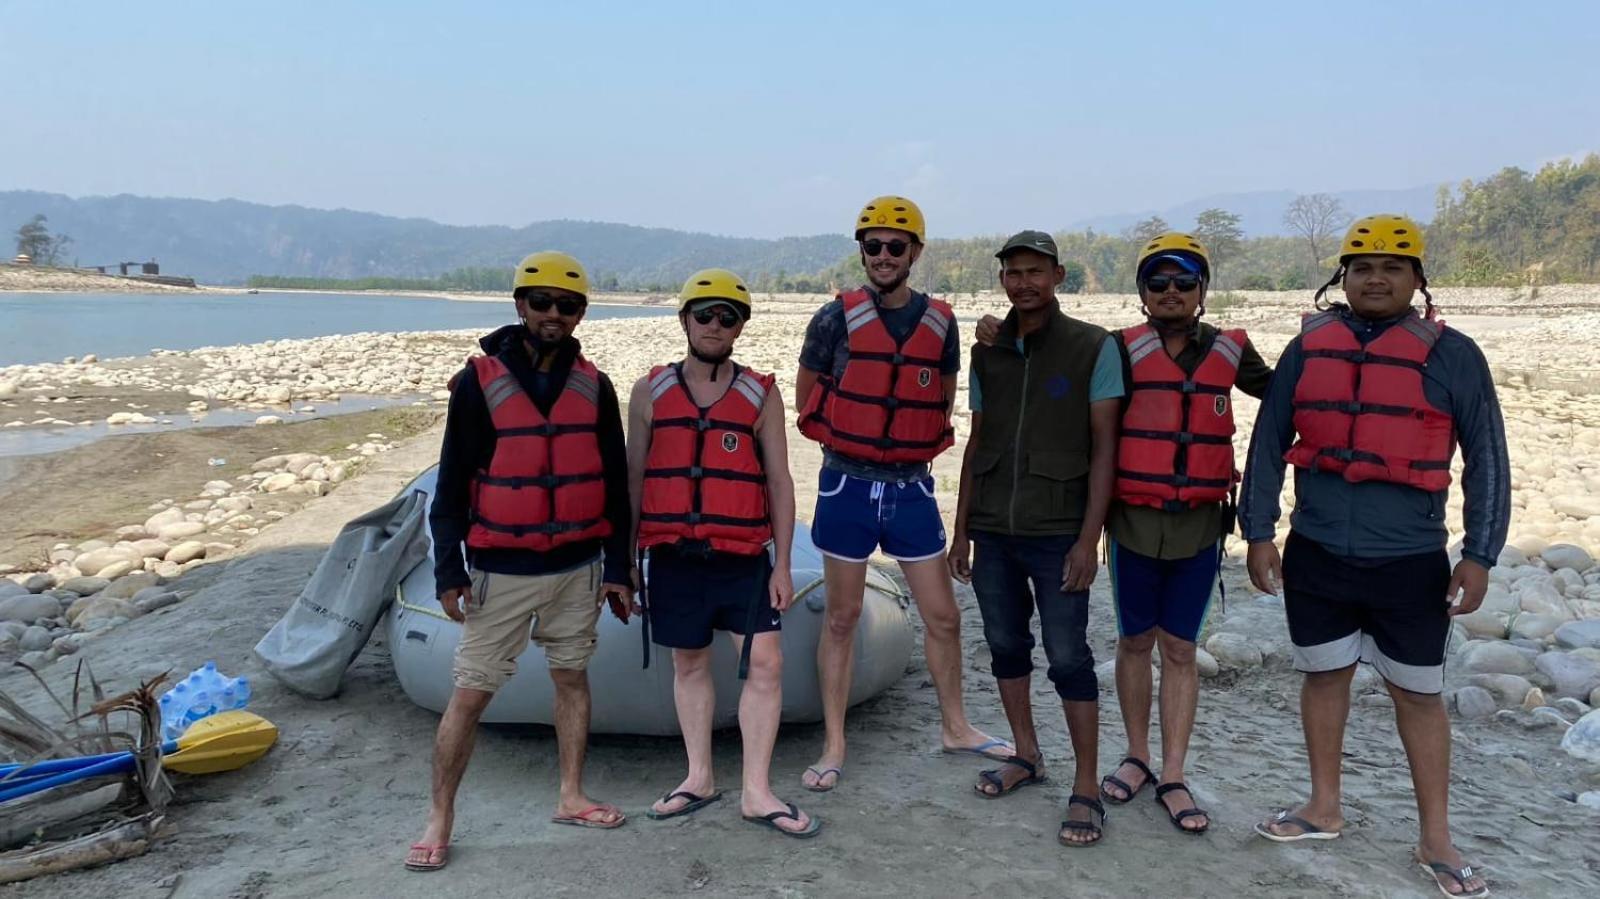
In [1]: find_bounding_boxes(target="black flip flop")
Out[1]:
[1057,794,1106,848]
[1154,782,1210,835]
[743,802,821,839]
[1099,756,1154,804]
[645,790,723,821]
[974,756,1048,799]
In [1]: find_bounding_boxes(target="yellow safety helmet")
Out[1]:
[854,195,926,243]
[512,251,589,299]
[1136,232,1212,282]
[678,268,752,319]
[1339,214,1425,263]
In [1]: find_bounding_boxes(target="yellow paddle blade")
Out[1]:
[165,710,279,775]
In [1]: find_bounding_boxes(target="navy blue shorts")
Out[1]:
[1108,538,1221,643]
[811,468,946,563]
[644,545,778,649]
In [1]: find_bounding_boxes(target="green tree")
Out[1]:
[1061,260,1087,294]
[1193,208,1244,282]
[14,214,72,265]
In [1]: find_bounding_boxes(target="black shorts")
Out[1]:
[644,544,778,649]
[1282,531,1451,694]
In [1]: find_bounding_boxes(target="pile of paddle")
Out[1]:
[0,664,278,883]
[0,709,278,803]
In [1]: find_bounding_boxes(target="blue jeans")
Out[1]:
[970,531,1096,701]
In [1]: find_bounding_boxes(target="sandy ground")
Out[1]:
[2,289,1600,896]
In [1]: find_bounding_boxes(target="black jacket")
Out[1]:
[429,324,633,594]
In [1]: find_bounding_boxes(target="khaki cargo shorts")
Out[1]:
[452,561,602,692]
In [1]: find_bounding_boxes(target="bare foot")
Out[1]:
[553,796,625,827]
[1057,797,1105,846]
[1156,783,1210,832]
[742,791,814,835]
[1099,757,1153,802]
[974,754,1046,797]
[940,728,1013,760]
[801,755,844,791]
[406,812,452,868]
[650,775,717,816]
[1256,803,1343,839]
[1416,843,1488,897]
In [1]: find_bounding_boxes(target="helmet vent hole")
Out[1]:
[1350,240,1365,247]
[1396,241,1411,249]
[1357,228,1371,234]
[526,267,538,273]
[1394,228,1408,234]
[697,280,712,286]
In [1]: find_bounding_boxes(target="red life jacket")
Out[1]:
[797,289,955,463]
[1115,324,1245,509]
[466,354,611,551]
[1283,310,1455,490]
[639,363,773,556]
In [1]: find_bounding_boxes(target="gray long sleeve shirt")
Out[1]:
[1238,307,1511,569]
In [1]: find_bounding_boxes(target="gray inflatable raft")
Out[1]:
[385,466,916,735]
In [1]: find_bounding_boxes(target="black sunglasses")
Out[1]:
[525,295,585,316]
[861,238,910,258]
[691,307,741,328]
[1144,274,1201,293]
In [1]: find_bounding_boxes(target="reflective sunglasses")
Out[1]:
[691,306,741,328]
[861,238,910,258]
[1144,274,1201,293]
[525,295,585,316]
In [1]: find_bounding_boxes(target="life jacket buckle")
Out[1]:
[1180,379,1197,394]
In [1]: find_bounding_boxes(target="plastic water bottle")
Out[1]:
[232,677,251,708]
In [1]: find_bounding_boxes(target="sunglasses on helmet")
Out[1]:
[525,295,585,316]
[861,238,910,258]
[1144,273,1201,293]
[691,306,741,328]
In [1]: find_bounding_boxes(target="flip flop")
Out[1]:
[1415,851,1490,898]
[942,738,1015,762]
[1253,809,1340,842]
[743,802,821,839]
[1100,756,1155,804]
[1057,794,1106,848]
[802,765,842,793]
[646,790,723,821]
[1154,782,1210,835]
[551,803,627,830]
[404,843,448,872]
[974,756,1047,799]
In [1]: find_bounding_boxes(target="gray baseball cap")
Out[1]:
[996,230,1059,261]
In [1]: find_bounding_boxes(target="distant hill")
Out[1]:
[0,191,854,288]
[1066,184,1445,237]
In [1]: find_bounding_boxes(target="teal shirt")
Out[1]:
[969,336,1123,411]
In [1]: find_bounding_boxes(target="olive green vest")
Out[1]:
[968,305,1108,536]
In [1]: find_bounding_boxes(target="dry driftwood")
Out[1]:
[0,813,165,884]
[0,662,173,882]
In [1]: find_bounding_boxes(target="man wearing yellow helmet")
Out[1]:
[408,251,636,871]
[626,269,816,838]
[1093,233,1273,836]
[1241,215,1508,898]
[794,195,1010,793]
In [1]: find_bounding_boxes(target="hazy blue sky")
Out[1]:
[3,1,1595,238]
